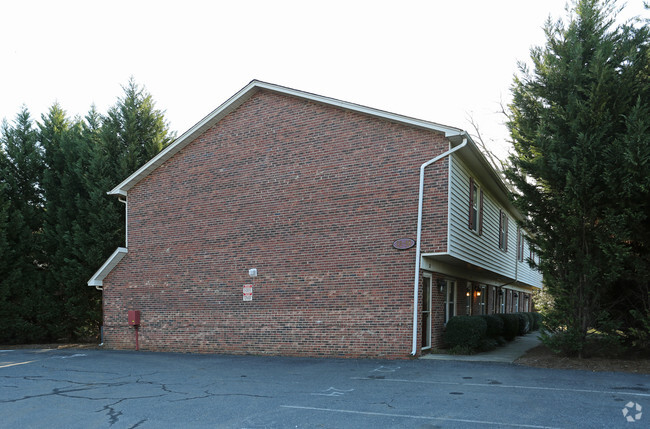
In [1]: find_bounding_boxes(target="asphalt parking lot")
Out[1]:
[1,347,649,428]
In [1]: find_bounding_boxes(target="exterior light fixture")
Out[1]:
[437,279,446,292]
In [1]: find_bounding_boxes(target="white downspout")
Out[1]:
[411,137,467,356]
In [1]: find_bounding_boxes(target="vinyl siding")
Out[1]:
[448,155,542,288]
[517,233,543,287]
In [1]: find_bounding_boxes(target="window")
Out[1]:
[514,292,519,312]
[479,285,486,315]
[498,210,509,251]
[444,280,457,324]
[517,227,525,262]
[468,178,483,234]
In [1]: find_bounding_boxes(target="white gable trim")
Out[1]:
[108,80,464,196]
[87,247,128,288]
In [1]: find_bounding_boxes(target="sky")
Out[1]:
[1,0,648,160]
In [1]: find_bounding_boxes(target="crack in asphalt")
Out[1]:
[40,364,122,376]
[128,418,148,429]
[100,399,124,425]
[1,366,273,426]
[168,390,273,402]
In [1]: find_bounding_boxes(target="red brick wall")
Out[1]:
[102,90,449,358]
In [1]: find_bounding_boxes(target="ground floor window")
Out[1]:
[514,292,519,312]
[479,285,486,315]
[445,280,457,324]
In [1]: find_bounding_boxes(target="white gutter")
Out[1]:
[87,247,128,290]
[411,137,468,356]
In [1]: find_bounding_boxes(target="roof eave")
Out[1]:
[87,247,128,287]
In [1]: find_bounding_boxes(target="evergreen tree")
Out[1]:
[101,78,174,180]
[0,80,174,344]
[86,78,174,267]
[507,0,650,355]
[0,109,52,342]
[40,105,101,339]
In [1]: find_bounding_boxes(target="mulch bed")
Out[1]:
[515,344,650,374]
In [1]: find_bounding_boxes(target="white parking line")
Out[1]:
[280,405,562,429]
[351,377,650,398]
[0,360,36,369]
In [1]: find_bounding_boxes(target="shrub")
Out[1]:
[530,312,542,331]
[443,316,487,351]
[479,315,504,338]
[478,338,498,352]
[514,313,530,335]
[496,314,519,341]
[541,328,584,356]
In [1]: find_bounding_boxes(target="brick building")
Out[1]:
[88,81,542,358]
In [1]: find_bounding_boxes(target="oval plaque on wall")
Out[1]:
[392,238,415,250]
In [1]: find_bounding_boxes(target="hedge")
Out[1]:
[495,314,519,341]
[514,313,530,335]
[443,316,487,350]
[443,312,540,353]
[531,312,542,331]
[479,314,504,339]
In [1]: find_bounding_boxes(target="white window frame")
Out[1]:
[499,210,509,252]
[514,293,519,312]
[470,182,479,232]
[479,285,486,315]
[445,280,457,324]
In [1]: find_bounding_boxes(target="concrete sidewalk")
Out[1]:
[420,332,542,363]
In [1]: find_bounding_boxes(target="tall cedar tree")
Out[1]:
[40,105,100,339]
[0,80,173,343]
[92,77,174,254]
[507,0,650,355]
[45,79,173,341]
[0,110,54,342]
[79,80,174,336]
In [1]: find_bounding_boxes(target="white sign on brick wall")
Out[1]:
[243,284,253,301]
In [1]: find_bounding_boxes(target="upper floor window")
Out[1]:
[517,227,525,261]
[499,210,508,251]
[468,177,483,234]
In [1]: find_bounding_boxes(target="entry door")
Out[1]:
[421,275,432,350]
